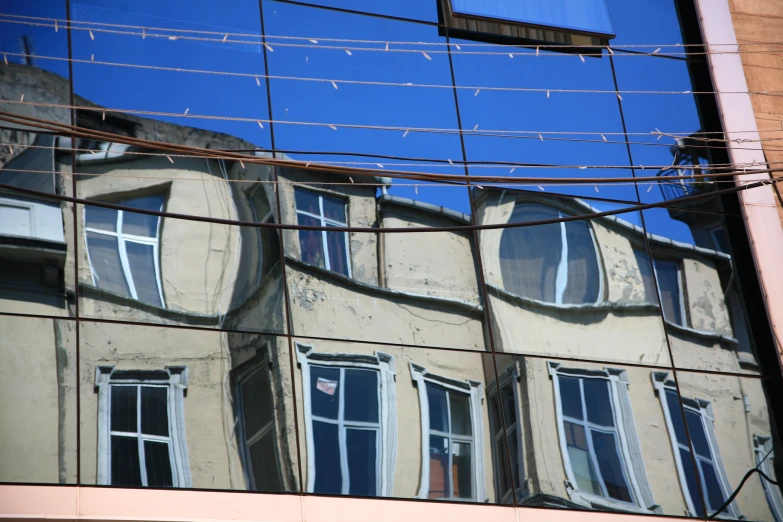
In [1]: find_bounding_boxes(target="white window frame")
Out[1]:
[76,139,131,161]
[488,361,526,503]
[505,202,604,305]
[754,435,783,522]
[294,188,352,277]
[83,199,166,307]
[549,362,658,514]
[410,362,486,502]
[296,343,396,496]
[651,372,740,518]
[233,346,283,491]
[94,366,191,488]
[652,258,687,327]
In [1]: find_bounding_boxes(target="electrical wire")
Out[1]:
[3,51,782,99]
[708,460,779,519]
[3,99,782,148]
[4,13,783,59]
[0,109,778,186]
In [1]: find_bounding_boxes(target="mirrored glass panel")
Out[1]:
[79,321,299,492]
[263,3,465,175]
[277,0,440,24]
[640,208,760,374]
[477,188,670,366]
[451,41,639,203]
[0,187,75,318]
[69,0,271,149]
[0,0,71,130]
[292,338,511,503]
[662,371,780,521]
[605,0,690,48]
[77,203,285,334]
[279,169,482,350]
[494,355,699,516]
[0,315,77,484]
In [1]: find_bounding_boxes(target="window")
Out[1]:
[447,0,615,37]
[500,203,602,305]
[84,195,165,307]
[294,188,351,277]
[0,196,65,243]
[755,436,783,522]
[94,366,190,488]
[708,226,730,254]
[653,259,686,326]
[234,354,283,492]
[488,364,524,503]
[296,344,396,496]
[550,363,657,513]
[652,373,739,518]
[410,363,486,502]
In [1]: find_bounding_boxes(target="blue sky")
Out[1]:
[0,0,719,245]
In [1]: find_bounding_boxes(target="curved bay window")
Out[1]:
[500,203,602,305]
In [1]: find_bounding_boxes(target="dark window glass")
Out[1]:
[685,409,711,459]
[583,378,614,427]
[344,369,379,423]
[449,393,472,436]
[249,434,282,492]
[122,197,162,237]
[85,206,117,232]
[140,386,169,437]
[86,232,131,298]
[428,434,449,499]
[591,431,632,502]
[502,386,516,426]
[111,435,142,486]
[500,204,561,302]
[665,390,688,445]
[325,225,350,277]
[346,428,377,496]
[322,195,346,223]
[565,421,602,496]
[297,214,326,269]
[125,242,162,307]
[241,370,273,438]
[144,440,173,487]
[313,420,341,494]
[111,385,137,433]
[427,384,449,433]
[453,441,472,499]
[655,259,684,326]
[700,460,726,512]
[563,220,600,305]
[294,189,321,216]
[680,447,705,517]
[310,366,340,420]
[559,377,583,420]
[495,437,511,494]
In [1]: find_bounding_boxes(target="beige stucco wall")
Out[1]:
[286,338,497,501]
[681,256,732,336]
[286,263,484,350]
[380,211,479,305]
[0,315,77,484]
[77,321,242,490]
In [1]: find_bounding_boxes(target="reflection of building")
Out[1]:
[1,61,780,521]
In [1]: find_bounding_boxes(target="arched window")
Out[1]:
[499,203,601,305]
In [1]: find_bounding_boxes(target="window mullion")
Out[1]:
[319,196,332,271]
[556,215,569,305]
[136,386,148,487]
[580,379,610,499]
[338,368,350,495]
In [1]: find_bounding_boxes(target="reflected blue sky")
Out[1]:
[0,0,729,245]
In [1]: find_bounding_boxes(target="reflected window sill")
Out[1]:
[662,319,740,347]
[567,488,661,516]
[285,256,483,315]
[78,283,219,326]
[487,283,659,314]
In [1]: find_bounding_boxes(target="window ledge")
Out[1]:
[568,489,660,516]
[78,283,220,326]
[487,283,660,314]
[663,319,739,346]
[285,256,484,316]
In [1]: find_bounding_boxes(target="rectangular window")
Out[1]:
[84,195,165,307]
[236,366,283,492]
[448,0,615,38]
[550,363,657,512]
[109,384,174,487]
[652,259,686,326]
[410,363,486,502]
[488,378,522,502]
[653,375,739,518]
[294,188,351,278]
[427,383,474,500]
